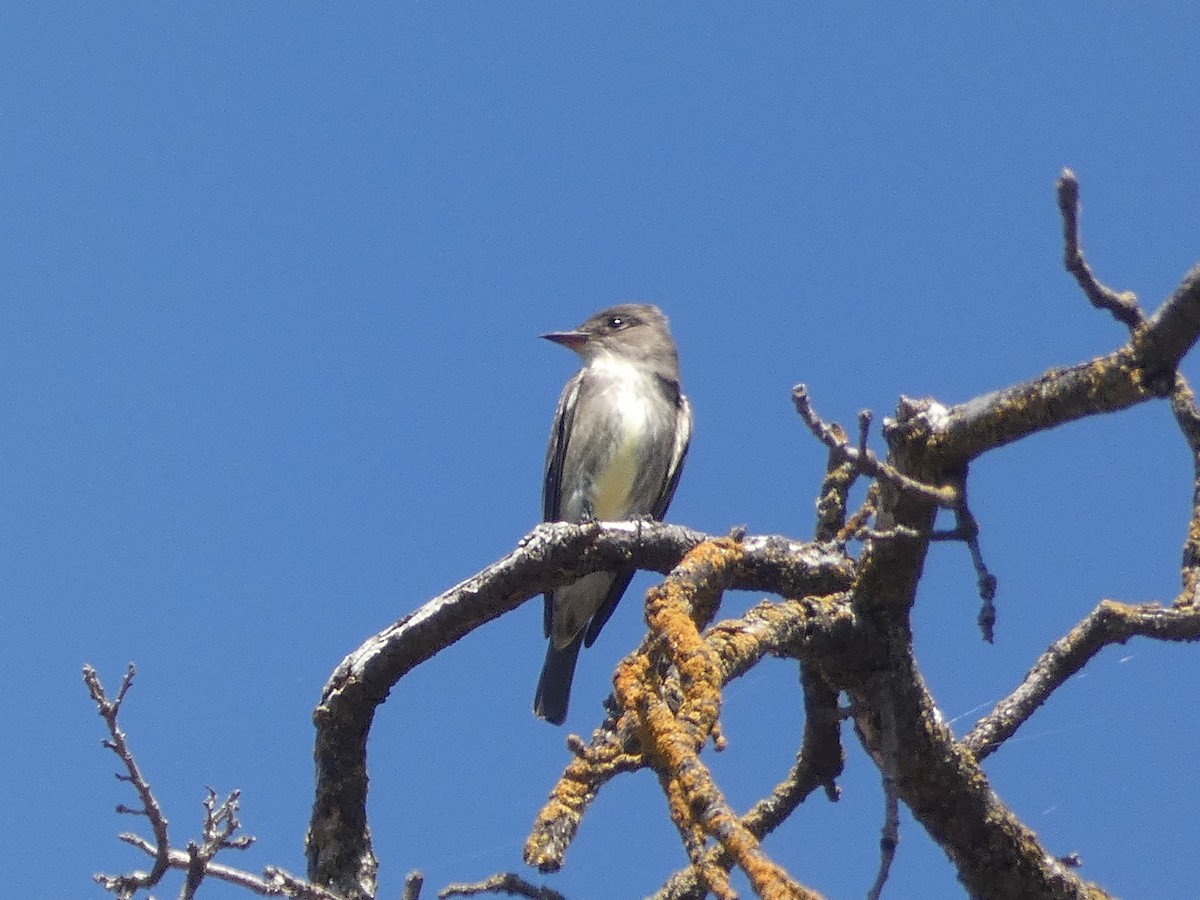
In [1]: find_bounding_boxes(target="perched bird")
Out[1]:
[534,304,692,724]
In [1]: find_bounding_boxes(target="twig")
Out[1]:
[962,599,1200,760]
[866,679,900,900]
[121,833,350,899]
[793,385,959,509]
[837,483,881,543]
[929,473,997,641]
[87,663,345,900]
[181,789,253,899]
[402,870,425,900]
[439,872,565,899]
[814,419,858,542]
[919,258,1200,465]
[857,410,872,458]
[85,664,173,899]
[1056,168,1143,329]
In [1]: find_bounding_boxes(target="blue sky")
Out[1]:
[4,5,1199,899]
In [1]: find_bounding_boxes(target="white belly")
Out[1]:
[592,415,645,519]
[589,356,653,520]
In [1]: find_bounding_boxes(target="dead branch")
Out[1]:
[963,600,1200,760]
[440,872,565,899]
[295,171,1199,900]
[86,664,173,899]
[311,523,853,896]
[86,664,347,900]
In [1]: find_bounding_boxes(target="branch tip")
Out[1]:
[1055,166,1143,329]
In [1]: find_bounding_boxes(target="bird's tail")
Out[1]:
[533,634,583,725]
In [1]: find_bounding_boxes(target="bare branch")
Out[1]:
[261,867,352,900]
[439,872,565,899]
[120,832,350,899]
[85,664,173,899]
[180,789,252,899]
[865,678,900,900]
[930,260,1200,465]
[845,336,1121,899]
[526,591,857,875]
[963,599,1200,760]
[402,870,425,900]
[1055,165,1198,417]
[842,635,1110,900]
[312,522,853,896]
[605,540,823,900]
[793,385,959,509]
[526,539,848,895]
[1057,166,1200,537]
[814,419,857,542]
[1170,377,1200,605]
[650,664,844,900]
[930,472,998,641]
[87,663,346,900]
[1056,168,1143,329]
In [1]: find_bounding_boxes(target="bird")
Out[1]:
[533,303,692,724]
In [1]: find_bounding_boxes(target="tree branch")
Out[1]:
[120,834,348,900]
[865,675,900,900]
[962,599,1200,760]
[309,522,853,897]
[300,173,1200,900]
[605,539,823,899]
[525,590,857,875]
[918,260,1200,466]
[650,663,844,900]
[1171,377,1200,606]
[1056,168,1144,329]
[87,664,345,900]
[440,872,565,899]
[86,664,173,899]
[793,385,959,509]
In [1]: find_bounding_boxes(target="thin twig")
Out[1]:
[930,473,997,641]
[87,663,343,900]
[793,385,959,509]
[85,664,173,899]
[122,834,350,899]
[866,678,900,900]
[1056,168,1143,329]
[181,789,252,899]
[439,872,566,899]
[963,599,1200,759]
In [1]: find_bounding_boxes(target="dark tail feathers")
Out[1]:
[533,635,583,725]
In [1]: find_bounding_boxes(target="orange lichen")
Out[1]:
[611,539,823,899]
[528,539,838,895]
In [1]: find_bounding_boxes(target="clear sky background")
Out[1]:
[4,5,1199,899]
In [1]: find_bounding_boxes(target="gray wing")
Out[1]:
[542,372,583,638]
[651,389,692,521]
[582,388,692,647]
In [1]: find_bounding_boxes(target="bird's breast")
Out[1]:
[591,391,650,520]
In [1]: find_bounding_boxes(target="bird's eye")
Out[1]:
[607,316,624,330]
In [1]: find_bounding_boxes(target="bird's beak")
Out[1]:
[541,329,589,350]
